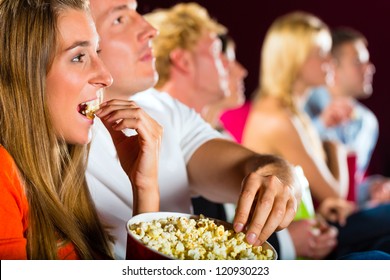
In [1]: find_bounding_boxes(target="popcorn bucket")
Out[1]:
[126,212,277,260]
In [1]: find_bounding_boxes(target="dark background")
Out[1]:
[139,0,390,177]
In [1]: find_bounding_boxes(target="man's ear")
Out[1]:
[169,48,192,74]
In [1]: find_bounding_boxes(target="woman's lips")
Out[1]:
[78,90,104,120]
[78,100,100,120]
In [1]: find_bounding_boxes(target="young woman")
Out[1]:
[0,0,161,259]
[243,11,354,223]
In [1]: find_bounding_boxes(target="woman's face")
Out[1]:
[297,31,332,92]
[46,9,112,144]
[299,45,330,89]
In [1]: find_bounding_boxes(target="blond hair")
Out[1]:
[0,0,113,259]
[256,11,330,112]
[145,2,226,88]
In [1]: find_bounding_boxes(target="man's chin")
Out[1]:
[131,76,158,95]
[361,85,373,99]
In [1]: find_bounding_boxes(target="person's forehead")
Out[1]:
[341,41,369,59]
[315,30,331,54]
[58,10,98,48]
[354,40,370,62]
[91,0,137,20]
[225,45,236,61]
[107,0,137,12]
[196,31,219,49]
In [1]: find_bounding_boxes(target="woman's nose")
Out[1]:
[91,58,113,88]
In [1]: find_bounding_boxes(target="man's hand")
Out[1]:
[369,177,390,205]
[317,197,356,226]
[96,99,163,214]
[233,155,301,245]
[320,97,354,128]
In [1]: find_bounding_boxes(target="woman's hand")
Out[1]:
[96,99,163,215]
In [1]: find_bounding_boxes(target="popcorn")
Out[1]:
[128,215,274,260]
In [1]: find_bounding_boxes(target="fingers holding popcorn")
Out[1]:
[96,99,162,146]
[96,99,162,214]
[234,174,297,246]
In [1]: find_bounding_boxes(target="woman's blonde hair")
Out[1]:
[145,2,226,88]
[256,11,330,112]
[0,0,113,259]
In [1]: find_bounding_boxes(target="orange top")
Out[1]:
[0,146,79,259]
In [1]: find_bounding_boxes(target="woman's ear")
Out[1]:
[169,48,192,74]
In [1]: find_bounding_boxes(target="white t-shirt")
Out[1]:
[86,88,222,259]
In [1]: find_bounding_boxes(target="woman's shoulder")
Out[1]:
[248,98,296,133]
[0,146,25,195]
[0,146,18,172]
[243,98,298,154]
[0,146,29,260]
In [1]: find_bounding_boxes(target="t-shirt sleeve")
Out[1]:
[0,148,28,259]
[132,89,223,164]
[175,100,222,163]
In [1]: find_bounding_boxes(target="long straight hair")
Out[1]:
[257,11,330,113]
[0,0,113,259]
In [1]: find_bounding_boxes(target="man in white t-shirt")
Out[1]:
[87,0,301,259]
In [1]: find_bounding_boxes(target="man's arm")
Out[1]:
[187,138,301,245]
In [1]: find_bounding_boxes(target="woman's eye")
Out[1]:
[71,53,85,63]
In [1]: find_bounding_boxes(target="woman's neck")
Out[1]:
[292,81,312,110]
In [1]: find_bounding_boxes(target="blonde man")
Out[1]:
[145,3,229,113]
